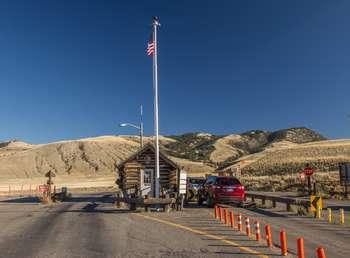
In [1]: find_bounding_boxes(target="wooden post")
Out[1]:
[307,176,312,195]
[272,200,277,208]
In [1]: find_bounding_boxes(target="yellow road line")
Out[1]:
[134,213,269,258]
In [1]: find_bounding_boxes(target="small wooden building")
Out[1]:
[116,143,183,197]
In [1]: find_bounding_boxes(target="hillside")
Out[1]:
[0,127,348,183]
[221,139,350,175]
[0,136,215,179]
[162,127,327,168]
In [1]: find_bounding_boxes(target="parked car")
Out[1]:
[197,176,245,207]
[185,177,206,202]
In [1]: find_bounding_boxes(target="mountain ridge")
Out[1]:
[1,127,347,180]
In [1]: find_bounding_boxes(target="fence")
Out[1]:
[0,184,63,197]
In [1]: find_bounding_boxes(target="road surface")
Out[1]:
[0,193,348,257]
[0,193,282,258]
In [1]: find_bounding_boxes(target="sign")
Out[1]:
[186,189,195,201]
[179,170,187,194]
[299,172,305,181]
[38,185,48,193]
[339,163,350,185]
[304,166,313,176]
[310,195,322,212]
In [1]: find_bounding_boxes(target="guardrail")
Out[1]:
[245,192,310,211]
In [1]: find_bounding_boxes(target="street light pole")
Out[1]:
[140,105,143,148]
[119,105,144,149]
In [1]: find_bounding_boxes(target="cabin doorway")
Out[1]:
[140,169,154,197]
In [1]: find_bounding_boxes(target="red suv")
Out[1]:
[198,176,245,207]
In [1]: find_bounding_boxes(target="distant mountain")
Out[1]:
[267,127,327,144]
[1,127,348,181]
[161,127,327,168]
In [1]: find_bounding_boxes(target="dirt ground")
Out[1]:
[0,176,116,196]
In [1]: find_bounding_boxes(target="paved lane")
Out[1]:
[223,204,350,258]
[0,194,283,258]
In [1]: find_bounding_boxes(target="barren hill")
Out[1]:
[0,127,348,183]
[0,136,214,179]
[223,139,350,175]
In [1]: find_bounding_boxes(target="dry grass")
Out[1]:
[169,157,215,176]
[0,135,215,180]
[240,140,350,176]
[241,171,344,198]
[210,134,244,163]
[0,133,349,199]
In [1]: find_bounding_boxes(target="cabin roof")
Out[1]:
[116,142,180,170]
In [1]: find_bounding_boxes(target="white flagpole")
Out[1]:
[152,17,160,198]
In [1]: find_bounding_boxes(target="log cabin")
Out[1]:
[116,143,184,197]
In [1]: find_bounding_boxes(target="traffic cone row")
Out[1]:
[212,205,327,257]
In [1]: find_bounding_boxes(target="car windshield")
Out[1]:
[215,178,240,186]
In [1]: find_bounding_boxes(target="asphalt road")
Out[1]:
[0,193,284,258]
[0,193,348,258]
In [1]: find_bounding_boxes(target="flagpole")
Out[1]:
[152,17,160,198]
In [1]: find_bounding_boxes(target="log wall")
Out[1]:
[121,148,179,192]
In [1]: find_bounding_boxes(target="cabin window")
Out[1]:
[144,170,152,186]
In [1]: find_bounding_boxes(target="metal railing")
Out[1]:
[245,192,310,211]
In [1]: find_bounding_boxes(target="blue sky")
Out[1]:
[0,0,349,143]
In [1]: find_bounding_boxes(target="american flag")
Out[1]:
[146,39,155,56]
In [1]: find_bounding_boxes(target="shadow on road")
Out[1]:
[246,207,287,218]
[184,202,212,209]
[64,194,114,204]
[326,205,350,211]
[0,196,40,203]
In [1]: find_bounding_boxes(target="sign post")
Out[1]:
[45,170,56,202]
[303,164,313,195]
[178,169,187,210]
[339,163,350,198]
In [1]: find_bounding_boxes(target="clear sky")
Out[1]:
[0,0,349,143]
